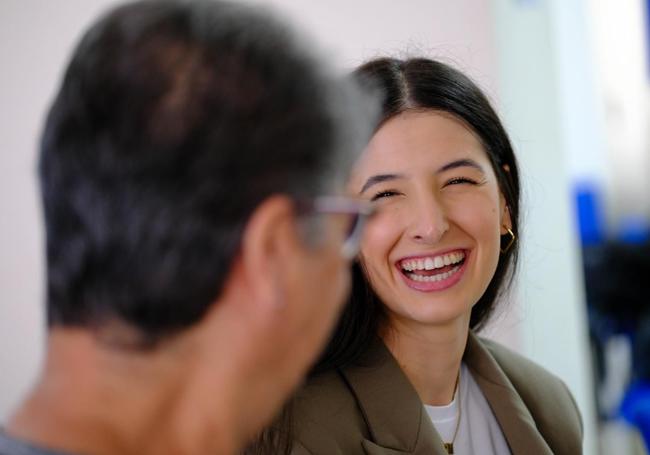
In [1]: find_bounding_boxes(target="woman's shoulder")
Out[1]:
[293,369,365,428]
[472,335,584,449]
[291,369,370,454]
[479,337,567,387]
[479,336,578,400]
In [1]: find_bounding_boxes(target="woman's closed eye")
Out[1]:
[444,176,485,187]
[371,189,402,202]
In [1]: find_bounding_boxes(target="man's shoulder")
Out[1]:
[0,432,73,455]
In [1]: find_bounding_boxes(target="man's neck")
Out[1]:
[6,328,240,455]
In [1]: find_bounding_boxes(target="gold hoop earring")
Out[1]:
[501,228,515,254]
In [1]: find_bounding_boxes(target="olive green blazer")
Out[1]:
[291,332,583,455]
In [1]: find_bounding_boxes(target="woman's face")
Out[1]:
[350,110,511,329]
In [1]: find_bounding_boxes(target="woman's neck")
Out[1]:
[381,314,470,406]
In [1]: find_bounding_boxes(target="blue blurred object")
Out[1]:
[618,216,650,244]
[620,381,650,451]
[574,182,605,246]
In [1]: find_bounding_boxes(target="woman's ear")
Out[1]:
[500,196,513,235]
[499,165,513,234]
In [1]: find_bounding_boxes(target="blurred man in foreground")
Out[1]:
[0,1,375,454]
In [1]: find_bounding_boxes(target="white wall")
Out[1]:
[243,0,498,90]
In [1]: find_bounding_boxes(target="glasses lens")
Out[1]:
[346,213,360,238]
[341,213,365,260]
[301,196,374,260]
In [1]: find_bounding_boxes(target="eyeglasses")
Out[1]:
[296,196,376,260]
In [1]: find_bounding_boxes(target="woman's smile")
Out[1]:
[396,249,468,291]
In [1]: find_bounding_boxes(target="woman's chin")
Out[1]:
[390,305,472,329]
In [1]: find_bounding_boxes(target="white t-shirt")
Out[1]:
[424,363,511,454]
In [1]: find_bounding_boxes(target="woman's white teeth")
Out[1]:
[409,265,461,282]
[401,252,465,272]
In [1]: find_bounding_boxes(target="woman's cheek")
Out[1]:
[453,193,501,233]
[360,207,402,255]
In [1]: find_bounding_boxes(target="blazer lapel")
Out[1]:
[340,337,447,455]
[464,332,553,455]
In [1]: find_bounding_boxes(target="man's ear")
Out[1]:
[239,195,300,311]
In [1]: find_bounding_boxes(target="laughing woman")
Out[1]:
[288,58,583,455]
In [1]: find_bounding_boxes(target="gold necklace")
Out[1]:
[443,371,461,455]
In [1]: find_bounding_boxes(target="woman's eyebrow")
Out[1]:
[359,173,404,194]
[359,159,483,194]
[437,158,485,174]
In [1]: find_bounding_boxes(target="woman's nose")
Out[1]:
[407,194,449,244]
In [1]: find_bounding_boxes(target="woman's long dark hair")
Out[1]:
[243,57,521,454]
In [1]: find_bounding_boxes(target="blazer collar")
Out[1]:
[340,336,447,454]
[464,332,553,455]
[340,332,553,455]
